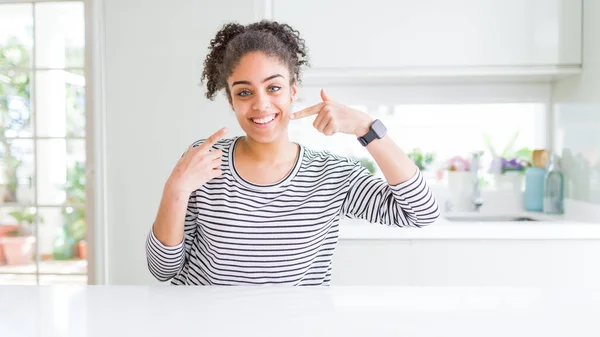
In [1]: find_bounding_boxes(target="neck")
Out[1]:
[239,134,296,163]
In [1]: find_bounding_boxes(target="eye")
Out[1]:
[237,90,251,97]
[268,86,281,93]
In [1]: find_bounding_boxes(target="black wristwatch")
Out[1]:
[357,119,387,146]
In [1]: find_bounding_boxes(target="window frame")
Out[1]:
[0,0,102,285]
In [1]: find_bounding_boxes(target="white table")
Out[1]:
[1,285,599,337]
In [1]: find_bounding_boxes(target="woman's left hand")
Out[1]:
[290,89,374,137]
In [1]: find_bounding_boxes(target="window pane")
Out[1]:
[0,274,36,285]
[388,103,544,175]
[0,139,34,204]
[36,139,86,205]
[38,206,87,275]
[35,2,85,68]
[0,206,38,269]
[0,71,33,137]
[36,70,86,137]
[290,103,546,186]
[0,4,33,68]
[40,274,86,285]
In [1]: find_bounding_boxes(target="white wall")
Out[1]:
[551,0,600,213]
[96,0,588,285]
[102,0,255,284]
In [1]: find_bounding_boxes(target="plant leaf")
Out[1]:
[501,130,520,158]
[483,134,498,158]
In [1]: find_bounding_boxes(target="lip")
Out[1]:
[249,113,279,129]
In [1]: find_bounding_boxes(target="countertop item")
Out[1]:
[532,149,549,168]
[524,167,546,212]
[1,285,599,337]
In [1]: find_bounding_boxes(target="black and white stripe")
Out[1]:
[146,137,439,285]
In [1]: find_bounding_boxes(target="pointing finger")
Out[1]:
[199,127,228,151]
[290,103,323,120]
[320,88,330,102]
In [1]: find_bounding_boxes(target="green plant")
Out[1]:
[484,131,533,173]
[352,157,376,175]
[7,207,44,236]
[483,131,532,162]
[62,161,86,243]
[1,38,31,202]
[407,148,435,171]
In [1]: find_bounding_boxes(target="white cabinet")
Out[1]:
[332,239,600,287]
[331,240,412,286]
[269,0,582,81]
[410,240,600,287]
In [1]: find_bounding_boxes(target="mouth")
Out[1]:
[250,113,280,127]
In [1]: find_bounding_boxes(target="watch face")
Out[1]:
[372,119,387,138]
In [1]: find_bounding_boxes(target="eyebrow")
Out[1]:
[231,74,284,87]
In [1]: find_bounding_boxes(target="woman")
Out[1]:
[146,20,440,285]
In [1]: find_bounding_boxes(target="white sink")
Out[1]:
[443,214,539,222]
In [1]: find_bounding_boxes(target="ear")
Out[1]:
[227,89,234,109]
[290,80,299,102]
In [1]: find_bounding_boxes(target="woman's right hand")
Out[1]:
[166,127,228,196]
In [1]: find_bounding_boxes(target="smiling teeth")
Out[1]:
[252,114,277,124]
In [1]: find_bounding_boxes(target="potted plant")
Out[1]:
[484,131,532,191]
[407,148,436,171]
[0,207,42,265]
[61,161,87,259]
[444,155,472,190]
[1,39,32,203]
[0,223,19,265]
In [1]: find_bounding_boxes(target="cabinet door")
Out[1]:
[410,240,600,287]
[331,240,412,286]
[272,0,581,69]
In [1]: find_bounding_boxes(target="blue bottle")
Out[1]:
[543,154,565,214]
[524,167,546,212]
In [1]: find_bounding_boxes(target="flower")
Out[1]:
[446,156,470,172]
[492,157,531,174]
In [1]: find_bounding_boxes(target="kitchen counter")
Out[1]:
[1,285,599,337]
[339,212,600,240]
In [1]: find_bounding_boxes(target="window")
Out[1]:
[289,85,548,189]
[0,1,87,285]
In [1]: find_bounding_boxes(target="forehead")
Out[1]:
[229,52,289,82]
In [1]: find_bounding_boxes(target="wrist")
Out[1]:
[164,177,191,199]
[354,114,374,137]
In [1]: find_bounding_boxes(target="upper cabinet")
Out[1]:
[267,0,582,82]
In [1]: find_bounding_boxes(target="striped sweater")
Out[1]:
[146,136,439,285]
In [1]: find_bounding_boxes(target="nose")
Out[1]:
[252,92,270,111]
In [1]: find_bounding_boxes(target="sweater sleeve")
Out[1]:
[146,140,208,281]
[341,163,440,227]
[146,190,200,281]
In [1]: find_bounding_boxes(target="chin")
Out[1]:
[245,128,285,144]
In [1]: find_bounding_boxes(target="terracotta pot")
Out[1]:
[1,236,35,265]
[0,226,22,265]
[0,225,18,237]
[0,242,5,265]
[77,240,87,260]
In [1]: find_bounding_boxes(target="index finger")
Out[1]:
[198,127,228,151]
[290,103,323,120]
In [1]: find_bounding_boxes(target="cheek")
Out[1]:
[274,94,292,114]
[231,101,250,118]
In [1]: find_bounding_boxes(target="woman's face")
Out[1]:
[227,52,298,144]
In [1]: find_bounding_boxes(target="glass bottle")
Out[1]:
[543,153,564,214]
